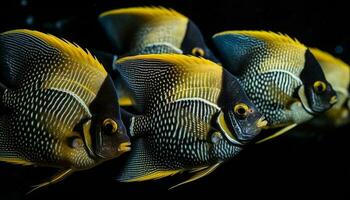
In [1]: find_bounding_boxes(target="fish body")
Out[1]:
[98,7,219,106]
[309,48,350,126]
[114,54,266,185]
[0,30,130,174]
[99,7,218,61]
[213,31,337,129]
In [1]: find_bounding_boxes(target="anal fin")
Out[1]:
[118,138,182,182]
[0,115,33,166]
[169,162,222,190]
[27,168,74,194]
[256,123,298,144]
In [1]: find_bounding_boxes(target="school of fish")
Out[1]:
[0,6,348,192]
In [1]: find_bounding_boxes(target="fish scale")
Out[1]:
[130,100,231,169]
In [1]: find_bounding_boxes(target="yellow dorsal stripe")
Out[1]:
[117,54,220,72]
[2,29,106,75]
[214,30,305,48]
[99,6,186,19]
[123,170,182,182]
[310,48,350,70]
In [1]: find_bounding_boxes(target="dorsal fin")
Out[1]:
[0,29,106,87]
[310,48,350,71]
[115,54,223,112]
[214,30,304,48]
[99,7,188,54]
[3,29,104,72]
[212,30,307,75]
[100,7,186,19]
[117,54,217,70]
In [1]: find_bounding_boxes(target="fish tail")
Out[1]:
[118,138,181,182]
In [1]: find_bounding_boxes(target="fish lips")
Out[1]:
[226,111,264,143]
[82,119,130,160]
[298,85,337,114]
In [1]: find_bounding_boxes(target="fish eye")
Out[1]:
[103,118,118,135]
[313,81,327,94]
[191,47,205,57]
[234,103,249,118]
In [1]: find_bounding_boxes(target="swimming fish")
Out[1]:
[99,7,218,61]
[212,31,337,141]
[114,54,267,188]
[309,48,350,126]
[0,29,130,191]
[98,7,219,106]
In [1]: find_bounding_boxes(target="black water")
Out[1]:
[1,0,349,199]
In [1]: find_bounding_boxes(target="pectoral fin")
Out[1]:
[27,168,74,194]
[256,123,298,144]
[169,162,222,190]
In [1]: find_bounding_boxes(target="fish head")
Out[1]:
[217,76,267,144]
[180,20,219,63]
[298,49,337,114]
[309,48,350,125]
[86,75,130,160]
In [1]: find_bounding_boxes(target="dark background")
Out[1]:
[0,0,349,199]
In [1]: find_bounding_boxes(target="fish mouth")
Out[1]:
[256,117,268,128]
[118,142,131,153]
[330,95,338,105]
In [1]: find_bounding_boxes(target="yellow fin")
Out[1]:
[1,29,105,74]
[27,168,74,194]
[118,97,134,106]
[256,123,298,144]
[100,6,186,19]
[214,30,305,48]
[310,48,350,71]
[117,54,220,73]
[169,163,222,190]
[123,170,183,182]
[0,157,34,166]
[189,166,209,173]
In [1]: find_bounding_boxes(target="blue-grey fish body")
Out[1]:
[0,30,130,190]
[213,31,337,129]
[114,54,266,186]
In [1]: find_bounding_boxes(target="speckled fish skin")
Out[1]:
[113,54,266,183]
[99,7,218,62]
[0,30,130,170]
[213,31,337,128]
[309,48,350,126]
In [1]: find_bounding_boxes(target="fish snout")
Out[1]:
[118,142,131,153]
[256,116,268,128]
[330,95,338,105]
